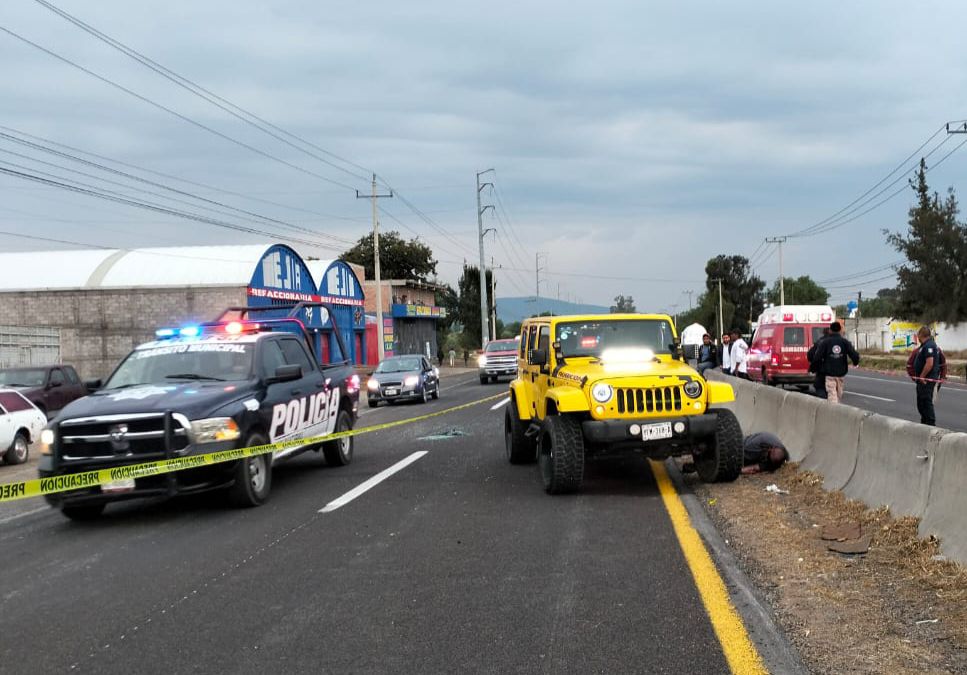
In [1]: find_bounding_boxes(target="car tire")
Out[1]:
[431,383,440,400]
[368,399,379,408]
[4,431,29,465]
[538,415,585,494]
[228,433,272,507]
[323,409,354,467]
[693,409,743,483]
[505,402,535,464]
[61,503,105,521]
[422,387,430,403]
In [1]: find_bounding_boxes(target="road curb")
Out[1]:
[664,460,808,675]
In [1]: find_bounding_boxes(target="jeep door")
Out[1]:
[520,323,552,420]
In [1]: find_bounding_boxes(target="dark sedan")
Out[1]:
[366,355,440,407]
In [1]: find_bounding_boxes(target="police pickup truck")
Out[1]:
[38,308,360,520]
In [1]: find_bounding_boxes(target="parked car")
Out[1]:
[0,365,88,418]
[478,338,520,384]
[366,355,440,407]
[0,389,47,465]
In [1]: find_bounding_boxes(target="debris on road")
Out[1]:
[820,522,862,542]
[826,534,871,555]
[765,483,789,495]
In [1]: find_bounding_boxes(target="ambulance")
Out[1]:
[747,305,836,388]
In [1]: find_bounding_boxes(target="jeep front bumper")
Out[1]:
[582,414,718,444]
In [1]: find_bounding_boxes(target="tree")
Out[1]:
[610,295,636,313]
[434,284,459,356]
[340,230,437,281]
[765,276,829,305]
[701,255,766,333]
[886,159,967,323]
[456,265,494,348]
[502,321,523,339]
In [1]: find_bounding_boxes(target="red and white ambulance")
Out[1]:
[747,305,836,388]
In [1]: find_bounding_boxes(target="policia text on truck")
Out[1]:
[38,303,360,520]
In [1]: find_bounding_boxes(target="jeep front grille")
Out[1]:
[615,387,683,414]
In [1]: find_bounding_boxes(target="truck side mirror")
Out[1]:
[269,364,302,383]
[85,379,102,393]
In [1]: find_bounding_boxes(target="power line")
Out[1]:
[823,272,898,291]
[0,26,361,192]
[31,0,373,183]
[376,175,476,256]
[818,260,903,284]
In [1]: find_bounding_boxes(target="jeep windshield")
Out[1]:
[104,343,255,389]
[556,319,675,358]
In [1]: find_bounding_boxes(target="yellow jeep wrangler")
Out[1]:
[505,313,743,493]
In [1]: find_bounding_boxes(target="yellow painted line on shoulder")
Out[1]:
[649,460,767,675]
[0,392,507,505]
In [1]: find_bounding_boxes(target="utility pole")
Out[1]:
[714,278,724,339]
[765,236,788,306]
[356,174,393,361]
[685,289,694,311]
[476,169,495,348]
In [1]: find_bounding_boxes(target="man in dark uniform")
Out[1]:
[807,327,831,398]
[913,326,940,426]
[810,321,860,404]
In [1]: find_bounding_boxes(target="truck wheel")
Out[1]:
[539,415,585,494]
[479,376,488,385]
[4,431,29,465]
[323,410,354,466]
[61,504,105,521]
[228,433,272,507]
[693,409,743,483]
[505,402,535,464]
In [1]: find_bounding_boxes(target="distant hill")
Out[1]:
[497,297,610,324]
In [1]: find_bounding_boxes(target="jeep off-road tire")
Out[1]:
[538,415,585,494]
[694,409,743,483]
[504,401,535,464]
[228,433,272,507]
[323,409,354,466]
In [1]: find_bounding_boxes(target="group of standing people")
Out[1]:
[697,330,750,379]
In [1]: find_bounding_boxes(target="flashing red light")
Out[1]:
[347,373,360,394]
[580,336,598,348]
[225,321,244,334]
[771,354,780,366]
[782,313,794,322]
[821,313,832,321]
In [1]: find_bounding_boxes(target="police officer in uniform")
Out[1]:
[913,326,940,426]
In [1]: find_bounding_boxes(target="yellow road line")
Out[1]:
[649,460,768,675]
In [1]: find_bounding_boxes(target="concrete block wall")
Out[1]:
[0,286,246,379]
[710,371,967,566]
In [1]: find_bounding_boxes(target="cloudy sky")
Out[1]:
[2,0,967,311]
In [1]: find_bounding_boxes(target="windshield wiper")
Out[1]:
[164,373,225,381]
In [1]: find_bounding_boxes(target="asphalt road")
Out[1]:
[0,372,791,674]
[778,368,967,432]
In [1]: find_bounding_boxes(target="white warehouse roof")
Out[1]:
[0,244,280,291]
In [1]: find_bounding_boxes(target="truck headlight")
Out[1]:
[591,383,613,403]
[683,381,703,398]
[40,428,55,455]
[190,417,241,443]
[478,355,488,367]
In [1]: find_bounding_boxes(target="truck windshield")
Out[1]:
[485,340,518,352]
[0,369,46,386]
[104,343,254,389]
[556,320,675,358]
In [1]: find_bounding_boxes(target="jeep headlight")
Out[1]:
[683,381,703,398]
[40,428,55,455]
[591,383,613,403]
[190,417,241,443]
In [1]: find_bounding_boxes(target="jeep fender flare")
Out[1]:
[509,380,532,421]
[706,380,735,405]
[546,386,590,414]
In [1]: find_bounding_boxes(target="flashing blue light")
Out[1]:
[179,326,201,338]
[155,328,176,338]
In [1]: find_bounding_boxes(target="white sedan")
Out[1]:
[0,389,47,465]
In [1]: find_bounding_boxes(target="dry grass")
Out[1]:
[689,463,967,674]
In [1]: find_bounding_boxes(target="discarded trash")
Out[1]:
[931,555,948,563]
[915,619,939,625]
[821,523,862,542]
[765,484,789,495]
[827,534,871,555]
[418,427,470,441]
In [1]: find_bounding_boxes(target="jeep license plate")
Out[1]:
[102,478,135,493]
[384,388,398,396]
[641,422,673,441]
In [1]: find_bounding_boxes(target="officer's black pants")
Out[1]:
[813,371,827,399]
[916,381,936,426]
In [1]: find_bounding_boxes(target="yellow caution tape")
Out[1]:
[0,391,508,504]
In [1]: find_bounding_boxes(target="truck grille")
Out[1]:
[615,387,683,414]
[59,413,189,460]
[483,355,518,368]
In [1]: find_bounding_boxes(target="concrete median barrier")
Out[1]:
[919,432,967,564]
[750,385,786,438]
[843,415,945,519]
[799,403,870,491]
[776,393,822,462]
